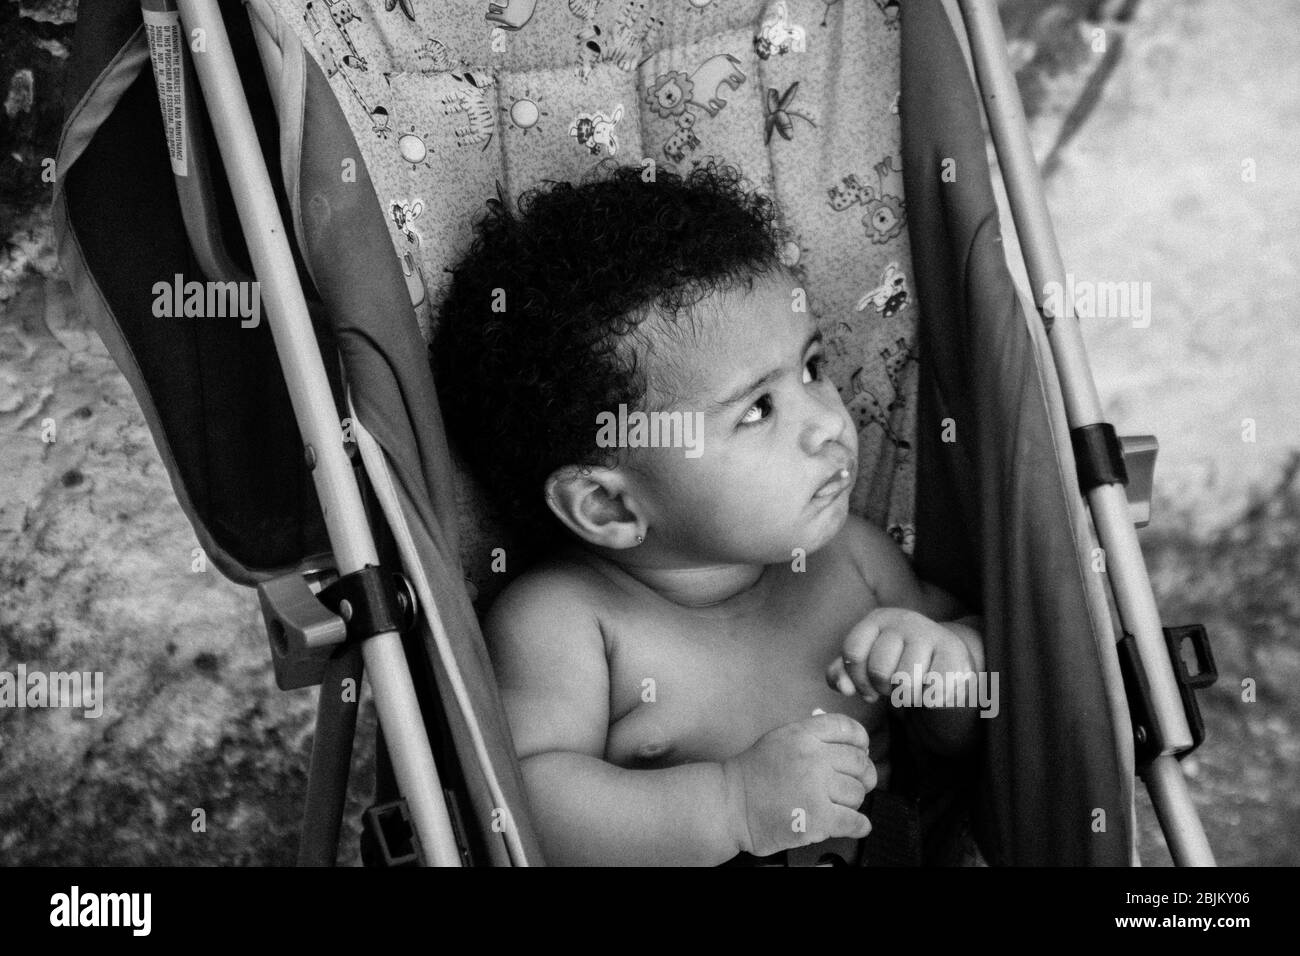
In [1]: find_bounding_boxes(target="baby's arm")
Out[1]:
[838,515,987,755]
[484,571,738,866]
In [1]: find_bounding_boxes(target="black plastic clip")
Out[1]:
[362,800,422,867]
[1163,624,1217,757]
[360,791,474,868]
[317,565,417,643]
[1070,422,1128,495]
[1117,624,1216,763]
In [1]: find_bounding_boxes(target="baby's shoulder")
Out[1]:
[830,511,904,598]
[482,548,610,652]
[831,512,948,615]
[482,550,613,740]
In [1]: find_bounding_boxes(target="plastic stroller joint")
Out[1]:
[1117,434,1159,528]
[317,565,418,645]
[1118,624,1217,764]
[257,565,417,691]
[1070,422,1128,494]
[258,569,348,691]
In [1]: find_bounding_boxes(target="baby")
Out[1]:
[432,160,986,866]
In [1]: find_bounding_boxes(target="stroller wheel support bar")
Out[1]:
[172,0,461,865]
[956,0,1215,864]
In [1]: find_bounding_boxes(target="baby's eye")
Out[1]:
[739,394,773,426]
[803,353,827,384]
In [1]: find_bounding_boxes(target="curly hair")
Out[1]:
[431,158,794,556]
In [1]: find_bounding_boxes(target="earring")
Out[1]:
[635,534,644,545]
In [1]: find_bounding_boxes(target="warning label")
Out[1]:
[142,7,188,177]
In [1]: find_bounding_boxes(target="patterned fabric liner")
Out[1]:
[264,0,920,602]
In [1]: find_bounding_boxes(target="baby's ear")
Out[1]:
[544,466,643,549]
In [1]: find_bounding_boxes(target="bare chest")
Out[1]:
[600,553,888,769]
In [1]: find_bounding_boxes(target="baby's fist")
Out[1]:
[827,607,975,704]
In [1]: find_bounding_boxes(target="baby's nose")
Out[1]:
[799,394,852,454]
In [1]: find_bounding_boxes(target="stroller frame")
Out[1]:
[134,0,1213,865]
[174,0,467,865]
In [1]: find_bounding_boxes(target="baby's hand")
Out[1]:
[721,713,876,858]
[826,607,976,705]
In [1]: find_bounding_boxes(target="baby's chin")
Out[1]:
[794,499,853,555]
[715,504,852,565]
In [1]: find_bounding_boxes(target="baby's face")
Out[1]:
[623,272,858,565]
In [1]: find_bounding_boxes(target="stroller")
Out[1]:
[53,0,1217,865]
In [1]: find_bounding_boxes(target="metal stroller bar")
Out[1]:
[296,644,364,865]
[171,0,462,865]
[954,0,1215,865]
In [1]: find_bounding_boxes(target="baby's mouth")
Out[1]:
[812,465,855,501]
